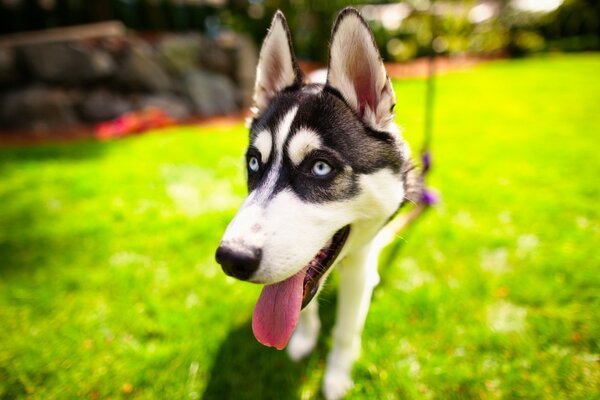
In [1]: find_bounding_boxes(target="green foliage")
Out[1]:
[226,0,600,61]
[1,1,598,60]
[0,0,220,34]
[223,0,372,61]
[541,0,600,52]
[0,54,599,399]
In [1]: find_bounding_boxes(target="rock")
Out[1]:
[199,39,234,77]
[234,35,258,107]
[181,69,238,116]
[0,47,21,87]
[20,43,115,84]
[0,86,78,131]
[0,31,253,134]
[137,94,192,120]
[158,33,205,74]
[200,32,258,107]
[116,43,175,92]
[77,89,133,122]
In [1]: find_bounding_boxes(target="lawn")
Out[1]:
[0,54,599,399]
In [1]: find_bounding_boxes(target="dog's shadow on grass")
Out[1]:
[202,241,416,400]
[202,291,337,400]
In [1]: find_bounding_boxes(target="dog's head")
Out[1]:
[215,8,415,349]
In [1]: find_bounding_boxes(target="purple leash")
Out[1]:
[420,150,439,206]
[419,15,440,208]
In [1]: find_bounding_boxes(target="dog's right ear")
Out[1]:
[252,11,303,115]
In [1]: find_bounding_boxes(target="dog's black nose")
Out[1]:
[215,245,261,280]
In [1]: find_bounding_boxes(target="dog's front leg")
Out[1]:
[287,299,320,361]
[323,245,380,400]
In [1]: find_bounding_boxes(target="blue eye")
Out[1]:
[311,160,332,177]
[248,156,260,172]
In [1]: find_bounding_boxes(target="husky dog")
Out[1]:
[215,7,420,399]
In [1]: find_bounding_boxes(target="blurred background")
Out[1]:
[0,0,599,135]
[0,1,598,399]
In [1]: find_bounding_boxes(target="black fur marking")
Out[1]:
[248,88,405,204]
[322,85,397,145]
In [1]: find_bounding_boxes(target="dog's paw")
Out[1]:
[287,326,318,361]
[323,368,353,400]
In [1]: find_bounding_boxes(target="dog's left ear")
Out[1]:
[252,11,304,115]
[327,8,396,131]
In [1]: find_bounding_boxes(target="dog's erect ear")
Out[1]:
[327,8,396,131]
[252,11,303,115]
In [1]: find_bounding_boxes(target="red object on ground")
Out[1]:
[94,107,175,140]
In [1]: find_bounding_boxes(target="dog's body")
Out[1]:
[216,8,420,399]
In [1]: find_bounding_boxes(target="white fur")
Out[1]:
[308,68,327,85]
[287,129,322,166]
[252,106,298,205]
[274,107,295,153]
[222,167,404,285]
[221,107,297,255]
[323,242,383,399]
[220,203,265,252]
[287,299,320,361]
[251,188,356,283]
[267,168,402,283]
[254,130,272,164]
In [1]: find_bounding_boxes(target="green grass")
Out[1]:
[1,53,599,399]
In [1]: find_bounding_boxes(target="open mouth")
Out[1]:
[301,225,351,308]
[252,225,351,350]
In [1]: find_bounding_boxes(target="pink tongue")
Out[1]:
[252,271,304,350]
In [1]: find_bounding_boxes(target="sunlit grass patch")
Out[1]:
[1,54,599,399]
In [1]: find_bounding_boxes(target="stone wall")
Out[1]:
[0,25,257,133]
